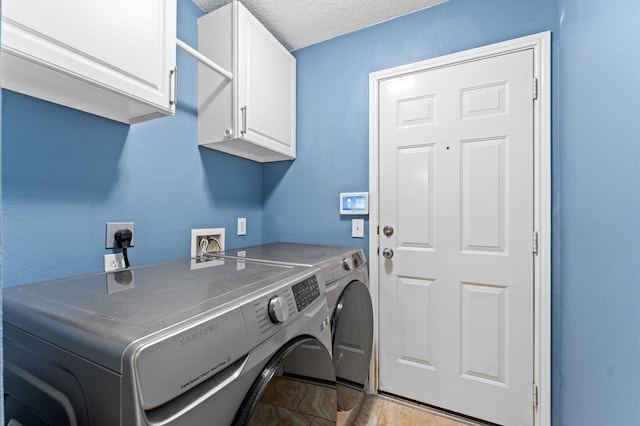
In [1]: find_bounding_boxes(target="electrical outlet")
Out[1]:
[237,218,247,236]
[104,253,126,272]
[106,222,134,248]
[191,228,225,258]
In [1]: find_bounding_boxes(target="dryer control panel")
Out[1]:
[291,274,320,312]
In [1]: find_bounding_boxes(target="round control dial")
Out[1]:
[342,257,353,271]
[268,296,288,324]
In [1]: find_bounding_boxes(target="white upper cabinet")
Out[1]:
[198,1,296,163]
[1,0,177,124]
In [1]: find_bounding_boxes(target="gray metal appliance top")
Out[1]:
[3,257,311,373]
[217,242,364,267]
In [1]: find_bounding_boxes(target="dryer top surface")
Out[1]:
[3,257,312,371]
[219,242,362,267]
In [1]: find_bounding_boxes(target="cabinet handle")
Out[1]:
[170,67,178,106]
[241,106,247,136]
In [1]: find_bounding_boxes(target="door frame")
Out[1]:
[368,32,551,426]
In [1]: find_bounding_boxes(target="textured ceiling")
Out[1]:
[192,0,448,51]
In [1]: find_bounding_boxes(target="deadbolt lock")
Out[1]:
[383,225,394,237]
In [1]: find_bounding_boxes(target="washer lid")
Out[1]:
[3,257,311,372]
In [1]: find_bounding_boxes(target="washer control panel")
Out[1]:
[291,275,321,312]
[244,272,323,343]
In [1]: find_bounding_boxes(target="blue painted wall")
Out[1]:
[1,1,263,287]
[265,0,639,423]
[3,0,640,424]
[556,0,640,424]
[263,0,558,256]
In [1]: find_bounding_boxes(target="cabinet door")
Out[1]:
[237,4,296,158]
[2,0,176,123]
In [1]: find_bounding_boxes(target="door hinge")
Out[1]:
[533,231,539,255]
[533,77,539,101]
[533,383,539,411]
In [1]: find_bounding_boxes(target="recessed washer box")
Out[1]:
[340,192,369,215]
[191,228,225,257]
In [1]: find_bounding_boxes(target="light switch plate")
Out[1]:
[237,217,247,236]
[352,219,365,238]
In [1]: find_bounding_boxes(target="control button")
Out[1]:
[268,296,288,324]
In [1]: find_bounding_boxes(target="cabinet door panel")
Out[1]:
[238,6,295,157]
[2,0,176,122]
[197,1,295,162]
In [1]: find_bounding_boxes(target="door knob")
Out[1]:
[383,226,394,237]
[382,248,394,259]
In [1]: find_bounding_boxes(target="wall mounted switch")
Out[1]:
[237,218,247,236]
[352,219,365,238]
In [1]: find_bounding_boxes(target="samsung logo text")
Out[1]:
[179,323,219,346]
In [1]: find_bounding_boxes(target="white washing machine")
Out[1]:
[3,256,335,425]
[209,242,374,412]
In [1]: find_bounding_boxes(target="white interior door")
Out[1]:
[378,49,535,425]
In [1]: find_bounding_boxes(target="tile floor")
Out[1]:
[249,375,485,425]
[342,394,485,426]
[248,376,337,425]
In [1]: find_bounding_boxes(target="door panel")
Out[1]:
[398,277,434,368]
[461,137,506,252]
[461,282,507,384]
[378,49,534,425]
[398,145,435,248]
